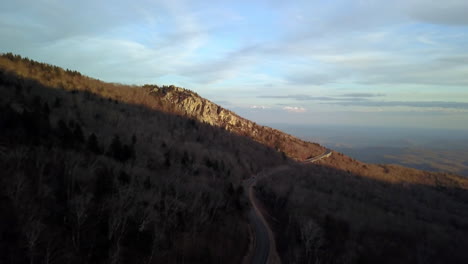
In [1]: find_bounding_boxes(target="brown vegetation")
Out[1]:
[0,53,324,161]
[0,53,289,263]
[2,53,468,264]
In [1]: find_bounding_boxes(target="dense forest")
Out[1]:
[257,149,468,263]
[0,53,289,263]
[1,53,468,264]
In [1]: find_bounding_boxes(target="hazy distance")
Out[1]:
[270,123,468,177]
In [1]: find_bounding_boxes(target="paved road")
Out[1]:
[304,149,332,163]
[247,178,271,264]
[244,150,333,264]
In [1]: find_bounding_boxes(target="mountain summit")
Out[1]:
[147,84,325,160]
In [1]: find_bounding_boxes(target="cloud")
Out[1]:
[283,106,307,113]
[327,100,468,109]
[436,55,468,66]
[341,93,385,98]
[404,0,468,25]
[0,0,145,42]
[259,93,468,111]
[0,0,220,85]
[259,94,331,101]
[306,52,468,87]
[286,72,338,85]
[258,94,372,101]
[178,45,259,84]
[359,62,468,86]
[250,105,271,109]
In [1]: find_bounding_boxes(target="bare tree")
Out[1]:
[44,236,61,264]
[23,214,44,264]
[69,192,93,252]
[108,183,136,264]
[300,219,323,264]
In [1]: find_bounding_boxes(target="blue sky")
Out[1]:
[2,0,468,130]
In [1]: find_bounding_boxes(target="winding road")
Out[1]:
[245,176,276,264]
[304,149,333,163]
[244,149,333,264]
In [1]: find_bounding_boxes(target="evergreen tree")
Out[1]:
[73,124,84,143]
[42,102,50,117]
[53,97,61,108]
[121,144,133,163]
[87,133,101,154]
[57,119,72,147]
[108,135,123,161]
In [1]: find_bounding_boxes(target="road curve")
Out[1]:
[304,149,332,163]
[247,178,271,264]
[244,150,333,263]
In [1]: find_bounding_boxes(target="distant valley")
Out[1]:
[271,124,468,177]
[333,146,468,177]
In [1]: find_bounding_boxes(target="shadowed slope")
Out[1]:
[0,54,292,264]
[0,53,325,161]
[2,53,468,264]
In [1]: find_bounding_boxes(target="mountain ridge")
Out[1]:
[1,53,466,187]
[1,53,468,264]
[147,84,325,160]
[0,53,324,161]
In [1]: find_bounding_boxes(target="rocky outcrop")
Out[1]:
[148,85,325,160]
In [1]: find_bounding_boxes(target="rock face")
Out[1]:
[148,85,325,160]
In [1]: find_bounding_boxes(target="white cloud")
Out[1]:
[283,106,307,113]
[250,105,270,109]
[404,0,468,25]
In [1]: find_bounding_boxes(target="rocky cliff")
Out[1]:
[147,85,325,160]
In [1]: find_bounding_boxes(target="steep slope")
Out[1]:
[147,85,325,160]
[256,154,468,263]
[0,53,289,264]
[0,53,324,162]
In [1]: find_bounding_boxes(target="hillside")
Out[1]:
[1,53,468,264]
[0,53,324,161]
[0,53,289,263]
[148,85,325,160]
[256,148,468,263]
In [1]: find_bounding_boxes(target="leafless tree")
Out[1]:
[69,192,93,252]
[108,183,136,264]
[300,219,323,264]
[23,214,44,264]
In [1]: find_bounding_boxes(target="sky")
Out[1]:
[2,0,468,130]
